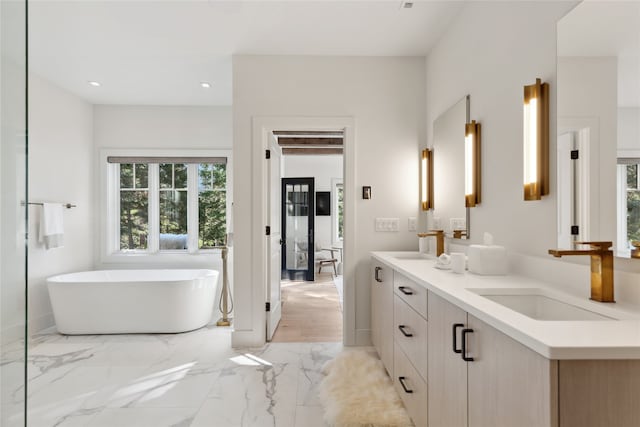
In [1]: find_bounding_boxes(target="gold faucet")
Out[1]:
[453,229,467,239]
[548,241,614,303]
[418,230,445,256]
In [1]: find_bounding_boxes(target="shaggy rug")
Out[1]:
[318,350,413,427]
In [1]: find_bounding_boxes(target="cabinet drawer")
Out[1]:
[394,273,427,318]
[394,295,428,381]
[394,345,428,427]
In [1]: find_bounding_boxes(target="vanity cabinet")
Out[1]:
[372,254,640,427]
[392,273,429,426]
[427,291,558,427]
[427,292,467,427]
[371,261,394,376]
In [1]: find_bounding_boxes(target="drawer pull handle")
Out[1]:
[398,376,414,394]
[452,323,464,354]
[461,328,475,362]
[398,286,414,295]
[374,266,383,283]
[398,325,413,337]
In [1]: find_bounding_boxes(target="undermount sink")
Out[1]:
[392,253,435,260]
[467,288,616,321]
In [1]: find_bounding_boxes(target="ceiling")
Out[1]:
[557,1,640,108]
[29,1,466,106]
[273,130,343,155]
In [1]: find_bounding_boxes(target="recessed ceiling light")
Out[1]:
[400,1,414,9]
[200,82,212,88]
[88,81,101,87]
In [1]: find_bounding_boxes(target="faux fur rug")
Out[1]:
[318,350,413,427]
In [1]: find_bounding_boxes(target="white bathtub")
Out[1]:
[47,269,219,334]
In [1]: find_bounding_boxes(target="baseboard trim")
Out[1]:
[231,329,265,348]
[355,328,372,346]
[30,312,55,335]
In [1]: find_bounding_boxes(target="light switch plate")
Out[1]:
[408,217,417,232]
[375,218,400,232]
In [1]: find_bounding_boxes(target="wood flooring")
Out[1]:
[271,272,343,343]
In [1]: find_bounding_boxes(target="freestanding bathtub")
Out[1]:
[47,269,219,334]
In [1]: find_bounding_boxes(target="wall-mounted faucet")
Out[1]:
[418,230,445,256]
[548,241,614,303]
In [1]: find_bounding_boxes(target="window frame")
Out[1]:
[100,149,232,265]
[331,178,344,245]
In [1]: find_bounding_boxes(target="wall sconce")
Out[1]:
[464,120,481,207]
[421,148,433,210]
[523,78,549,201]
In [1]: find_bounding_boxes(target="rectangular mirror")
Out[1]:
[557,2,640,258]
[432,95,470,239]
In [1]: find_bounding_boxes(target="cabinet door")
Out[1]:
[427,292,468,427]
[371,261,393,375]
[467,314,558,427]
[393,295,428,381]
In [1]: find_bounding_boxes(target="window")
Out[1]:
[119,163,149,250]
[198,163,227,248]
[625,163,640,243]
[106,153,230,256]
[617,159,640,255]
[332,179,344,243]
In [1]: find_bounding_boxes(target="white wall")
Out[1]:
[93,106,232,151]
[619,107,640,151]
[425,1,576,255]
[233,55,425,346]
[427,1,640,306]
[28,74,94,333]
[92,105,233,320]
[283,155,343,248]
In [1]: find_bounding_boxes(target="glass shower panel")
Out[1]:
[0,0,28,424]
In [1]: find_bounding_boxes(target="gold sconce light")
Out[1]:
[465,120,481,207]
[421,148,433,210]
[523,78,549,201]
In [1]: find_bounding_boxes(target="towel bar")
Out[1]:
[22,201,76,209]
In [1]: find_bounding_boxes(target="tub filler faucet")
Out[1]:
[548,241,614,303]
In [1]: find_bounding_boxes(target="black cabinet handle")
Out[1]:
[462,328,475,362]
[374,266,383,283]
[398,325,413,337]
[398,376,414,394]
[452,323,464,354]
[398,286,414,295]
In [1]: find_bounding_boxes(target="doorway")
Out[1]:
[268,130,344,343]
[282,177,315,281]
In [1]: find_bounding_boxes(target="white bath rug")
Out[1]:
[318,350,413,427]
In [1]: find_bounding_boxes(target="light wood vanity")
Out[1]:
[372,252,640,427]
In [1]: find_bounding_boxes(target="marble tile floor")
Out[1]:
[3,325,351,427]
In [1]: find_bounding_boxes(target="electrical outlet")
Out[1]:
[408,217,417,232]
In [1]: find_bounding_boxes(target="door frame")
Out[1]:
[251,116,356,346]
[281,177,315,282]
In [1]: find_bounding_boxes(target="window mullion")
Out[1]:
[149,163,160,253]
[187,164,198,253]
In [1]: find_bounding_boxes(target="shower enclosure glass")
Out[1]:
[1,0,29,424]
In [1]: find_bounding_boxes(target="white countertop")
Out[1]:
[372,251,640,360]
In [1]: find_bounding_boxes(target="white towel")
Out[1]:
[38,203,64,249]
